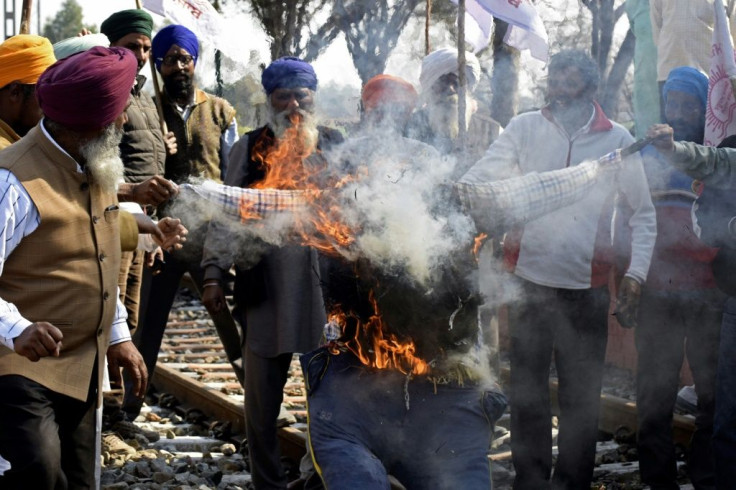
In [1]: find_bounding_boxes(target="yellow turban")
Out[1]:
[0,35,56,89]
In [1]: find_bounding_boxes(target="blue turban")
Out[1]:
[151,24,199,72]
[261,57,318,95]
[663,66,709,109]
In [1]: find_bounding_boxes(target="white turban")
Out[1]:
[419,47,481,94]
[52,33,110,61]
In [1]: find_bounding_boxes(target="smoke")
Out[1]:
[314,130,478,288]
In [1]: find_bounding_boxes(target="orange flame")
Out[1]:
[241,119,359,256]
[331,291,430,376]
[472,232,488,262]
[242,120,430,375]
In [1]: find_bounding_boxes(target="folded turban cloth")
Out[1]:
[663,66,709,110]
[261,57,318,95]
[419,47,481,94]
[152,24,199,71]
[53,33,110,61]
[0,35,55,89]
[101,9,154,43]
[361,74,418,112]
[37,46,138,132]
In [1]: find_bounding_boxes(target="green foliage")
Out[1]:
[42,0,97,44]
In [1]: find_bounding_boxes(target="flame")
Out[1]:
[240,118,358,255]
[241,119,431,375]
[472,232,488,261]
[331,291,430,376]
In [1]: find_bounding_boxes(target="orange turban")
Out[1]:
[0,35,55,89]
[361,75,418,112]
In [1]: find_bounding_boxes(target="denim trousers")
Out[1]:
[715,296,736,490]
[301,347,507,490]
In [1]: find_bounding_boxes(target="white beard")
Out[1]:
[426,94,475,140]
[267,106,320,151]
[80,124,125,195]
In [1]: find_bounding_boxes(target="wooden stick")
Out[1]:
[135,0,169,134]
[457,0,467,151]
[20,0,33,34]
[425,0,432,56]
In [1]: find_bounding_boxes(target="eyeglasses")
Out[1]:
[158,54,194,67]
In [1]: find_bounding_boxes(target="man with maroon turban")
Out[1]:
[0,34,55,149]
[0,46,148,490]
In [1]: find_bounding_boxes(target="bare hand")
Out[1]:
[77,28,92,37]
[145,247,164,267]
[646,124,675,153]
[164,131,177,156]
[153,217,188,252]
[107,341,148,399]
[13,322,63,362]
[129,176,179,207]
[202,283,227,315]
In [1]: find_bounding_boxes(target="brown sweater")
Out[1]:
[0,125,121,401]
[160,88,236,184]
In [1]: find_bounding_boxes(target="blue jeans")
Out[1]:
[715,296,736,489]
[301,348,506,490]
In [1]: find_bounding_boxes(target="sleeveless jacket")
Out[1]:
[120,75,166,183]
[161,88,235,184]
[0,125,121,402]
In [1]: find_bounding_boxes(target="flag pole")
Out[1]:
[425,0,432,56]
[457,0,467,151]
[136,0,168,135]
[20,0,33,34]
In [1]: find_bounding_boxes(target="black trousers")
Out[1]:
[0,374,96,490]
[122,249,243,417]
[636,288,723,490]
[508,279,609,490]
[244,345,293,490]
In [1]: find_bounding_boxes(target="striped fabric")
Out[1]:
[179,181,308,220]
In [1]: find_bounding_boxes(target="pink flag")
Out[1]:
[451,0,548,61]
[705,0,736,147]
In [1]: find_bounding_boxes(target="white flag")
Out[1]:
[451,0,548,61]
[705,0,736,147]
[142,0,235,61]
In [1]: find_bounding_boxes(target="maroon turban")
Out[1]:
[36,46,137,131]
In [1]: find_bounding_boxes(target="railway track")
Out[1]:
[148,290,698,488]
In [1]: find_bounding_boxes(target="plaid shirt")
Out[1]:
[180,181,307,220]
[456,158,603,233]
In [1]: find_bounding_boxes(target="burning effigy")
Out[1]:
[170,70,642,487]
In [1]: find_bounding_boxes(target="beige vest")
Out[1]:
[0,125,121,402]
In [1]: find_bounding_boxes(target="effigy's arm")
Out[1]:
[178,181,309,221]
[456,154,619,233]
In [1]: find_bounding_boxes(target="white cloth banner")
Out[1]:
[705,0,736,146]
[451,0,549,61]
[142,0,237,61]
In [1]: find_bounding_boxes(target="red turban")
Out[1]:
[361,75,418,112]
[36,46,137,132]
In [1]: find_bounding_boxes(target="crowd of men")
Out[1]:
[0,4,735,490]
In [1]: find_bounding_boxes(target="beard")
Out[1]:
[426,94,474,140]
[267,106,319,152]
[163,72,194,101]
[80,124,125,195]
[670,117,706,144]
